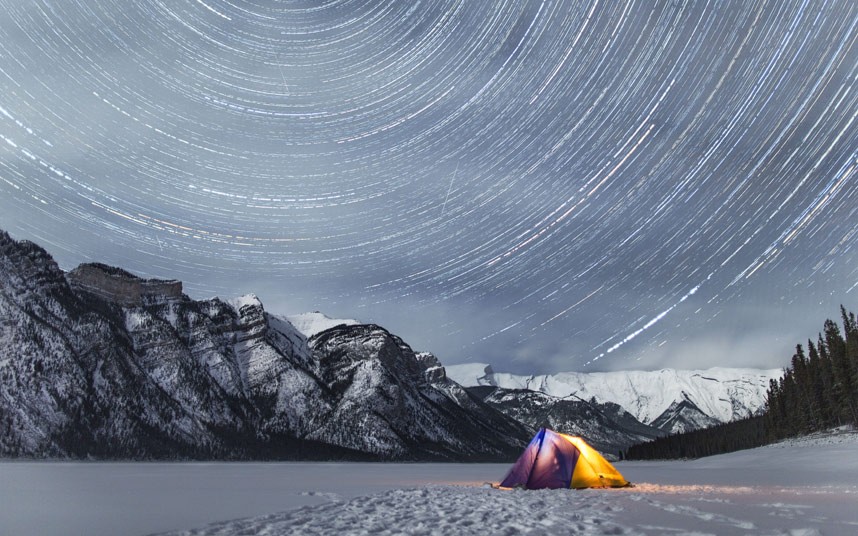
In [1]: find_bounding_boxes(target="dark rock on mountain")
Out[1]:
[67,263,183,306]
[305,325,530,459]
[467,386,663,456]
[649,396,721,434]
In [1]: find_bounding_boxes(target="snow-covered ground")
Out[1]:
[282,311,359,338]
[1,431,856,536]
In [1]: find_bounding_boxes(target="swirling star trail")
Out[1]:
[1,1,856,373]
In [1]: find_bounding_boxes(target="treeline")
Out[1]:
[766,306,858,438]
[626,306,858,460]
[624,415,766,460]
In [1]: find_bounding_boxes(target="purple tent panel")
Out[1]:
[500,428,581,489]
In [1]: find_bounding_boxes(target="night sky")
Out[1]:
[1,1,856,374]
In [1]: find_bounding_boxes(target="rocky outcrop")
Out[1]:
[467,386,663,457]
[67,263,183,306]
[416,352,447,383]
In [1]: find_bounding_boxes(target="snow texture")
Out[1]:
[158,428,858,536]
[227,293,264,313]
[3,430,855,536]
[283,311,359,338]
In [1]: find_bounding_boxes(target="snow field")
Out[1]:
[162,486,632,536]
[159,479,857,536]
[158,431,858,536]
[282,312,359,338]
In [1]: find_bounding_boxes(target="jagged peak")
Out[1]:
[446,362,782,429]
[228,293,264,313]
[285,311,359,338]
[0,229,68,293]
[0,229,55,262]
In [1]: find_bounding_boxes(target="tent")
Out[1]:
[500,428,629,489]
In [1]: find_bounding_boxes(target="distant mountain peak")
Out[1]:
[284,311,360,339]
[228,293,264,312]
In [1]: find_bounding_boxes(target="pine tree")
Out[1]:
[806,340,832,427]
[826,318,858,423]
[816,333,839,425]
[765,377,782,439]
[790,345,816,432]
[841,306,858,424]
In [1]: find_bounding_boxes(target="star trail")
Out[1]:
[1,1,856,373]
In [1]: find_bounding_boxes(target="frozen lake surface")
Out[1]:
[0,462,505,536]
[2,430,856,536]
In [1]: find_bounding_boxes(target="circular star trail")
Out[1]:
[1,0,857,373]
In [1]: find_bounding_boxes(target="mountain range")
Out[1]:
[0,229,782,460]
[0,230,528,461]
[447,363,782,440]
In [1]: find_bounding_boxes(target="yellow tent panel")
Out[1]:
[567,435,629,489]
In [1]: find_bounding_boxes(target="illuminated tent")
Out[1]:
[500,428,629,489]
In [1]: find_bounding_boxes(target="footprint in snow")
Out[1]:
[643,498,755,530]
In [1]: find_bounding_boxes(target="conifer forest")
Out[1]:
[626,306,858,460]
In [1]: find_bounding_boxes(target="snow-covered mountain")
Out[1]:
[283,311,359,338]
[447,363,782,434]
[0,230,529,461]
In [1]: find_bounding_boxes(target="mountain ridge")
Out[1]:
[446,362,782,434]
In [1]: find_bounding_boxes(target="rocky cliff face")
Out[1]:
[67,263,183,306]
[303,325,529,459]
[0,232,229,458]
[0,230,528,461]
[466,386,663,457]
